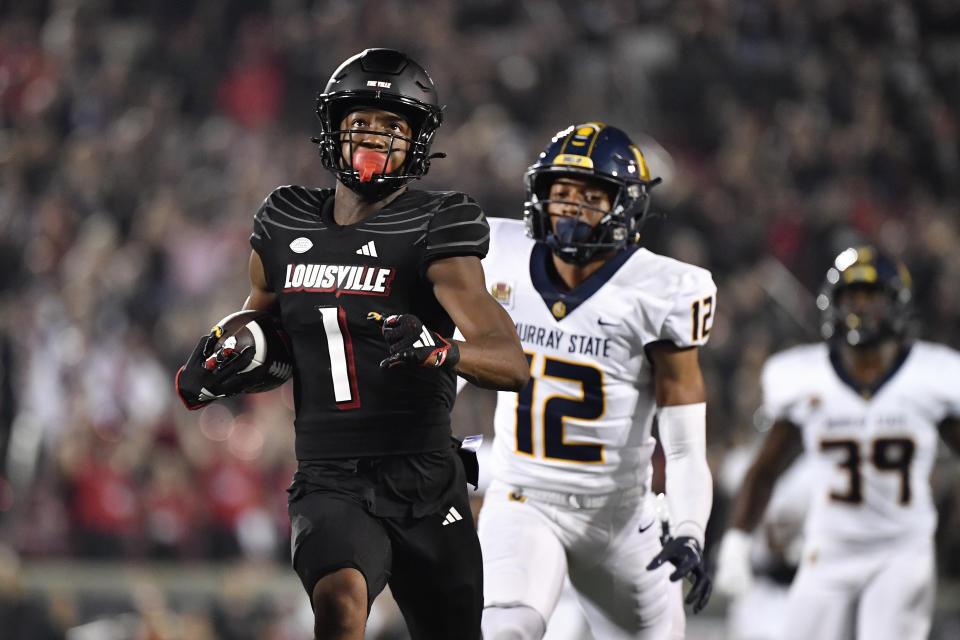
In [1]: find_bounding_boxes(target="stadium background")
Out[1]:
[0,0,958,638]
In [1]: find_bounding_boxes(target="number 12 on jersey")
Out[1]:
[515,352,605,463]
[691,295,713,342]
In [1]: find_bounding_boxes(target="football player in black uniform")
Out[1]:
[177,48,529,640]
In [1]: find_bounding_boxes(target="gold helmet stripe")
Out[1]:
[559,123,605,157]
[843,264,878,283]
[630,145,651,181]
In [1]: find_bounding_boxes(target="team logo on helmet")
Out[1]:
[523,123,661,265]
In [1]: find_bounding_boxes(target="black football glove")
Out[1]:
[646,535,713,614]
[367,312,460,369]
[175,331,256,410]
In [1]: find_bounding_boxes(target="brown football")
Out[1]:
[207,309,293,393]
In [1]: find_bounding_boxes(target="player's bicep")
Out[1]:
[427,255,517,342]
[243,249,278,313]
[648,342,706,407]
[661,270,717,348]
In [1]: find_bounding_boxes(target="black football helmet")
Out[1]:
[817,246,913,347]
[523,123,661,265]
[314,48,444,200]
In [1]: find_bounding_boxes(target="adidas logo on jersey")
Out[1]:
[412,326,435,348]
[441,506,463,526]
[283,263,395,296]
[356,241,378,257]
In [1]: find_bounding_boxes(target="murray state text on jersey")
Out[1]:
[515,321,613,357]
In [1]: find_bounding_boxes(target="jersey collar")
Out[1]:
[320,188,417,229]
[529,242,637,321]
[828,344,912,400]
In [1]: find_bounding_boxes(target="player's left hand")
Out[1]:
[175,331,256,410]
[646,535,713,614]
[367,311,460,369]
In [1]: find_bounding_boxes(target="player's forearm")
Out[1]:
[728,464,777,532]
[729,420,801,532]
[455,336,530,391]
[242,290,278,312]
[658,403,713,544]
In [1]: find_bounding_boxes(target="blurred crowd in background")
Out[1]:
[1,0,959,638]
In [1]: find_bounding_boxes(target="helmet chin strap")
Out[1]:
[841,323,897,349]
[545,207,608,265]
[334,138,407,201]
[546,235,602,265]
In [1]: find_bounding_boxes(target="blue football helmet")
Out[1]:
[523,123,661,264]
[817,246,913,347]
[314,48,444,201]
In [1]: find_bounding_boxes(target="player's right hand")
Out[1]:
[175,332,255,410]
[367,311,460,369]
[647,535,713,613]
[714,528,754,599]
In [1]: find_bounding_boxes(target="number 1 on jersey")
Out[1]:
[317,306,360,409]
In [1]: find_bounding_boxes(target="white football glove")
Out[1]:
[714,528,754,598]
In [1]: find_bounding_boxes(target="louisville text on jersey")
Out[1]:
[283,263,395,297]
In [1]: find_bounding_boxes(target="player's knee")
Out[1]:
[311,567,367,635]
[482,605,546,640]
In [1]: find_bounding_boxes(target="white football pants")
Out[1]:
[780,537,934,640]
[478,479,684,639]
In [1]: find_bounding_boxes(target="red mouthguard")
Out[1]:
[353,149,392,182]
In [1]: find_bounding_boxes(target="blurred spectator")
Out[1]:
[56,423,142,558]
[142,446,202,559]
[0,544,65,639]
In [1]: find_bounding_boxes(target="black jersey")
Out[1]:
[250,186,489,460]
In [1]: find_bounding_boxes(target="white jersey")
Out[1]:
[482,218,716,495]
[761,341,960,546]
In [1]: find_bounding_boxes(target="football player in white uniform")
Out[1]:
[474,123,716,640]
[715,246,960,640]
